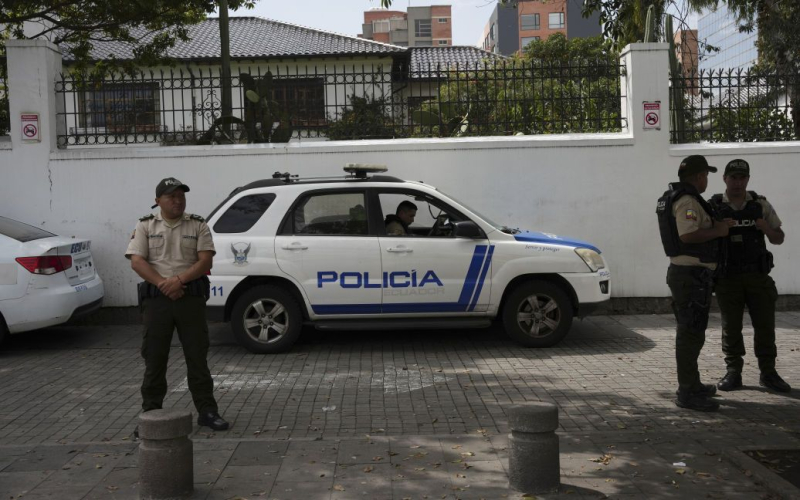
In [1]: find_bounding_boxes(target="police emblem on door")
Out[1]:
[231,242,251,266]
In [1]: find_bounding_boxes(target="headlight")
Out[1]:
[575,248,605,272]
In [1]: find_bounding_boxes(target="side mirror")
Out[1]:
[453,221,485,239]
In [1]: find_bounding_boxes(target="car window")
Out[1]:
[213,193,276,234]
[378,191,464,238]
[0,217,56,242]
[291,192,368,236]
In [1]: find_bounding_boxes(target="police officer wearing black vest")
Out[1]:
[657,155,734,411]
[709,159,791,393]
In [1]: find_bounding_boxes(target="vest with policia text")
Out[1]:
[656,182,719,263]
[708,191,772,274]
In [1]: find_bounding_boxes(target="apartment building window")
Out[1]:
[437,40,448,45]
[521,14,540,30]
[415,19,432,37]
[373,20,390,33]
[438,18,448,23]
[521,36,540,48]
[549,12,565,29]
[490,23,495,40]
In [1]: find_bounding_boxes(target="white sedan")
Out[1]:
[0,217,104,344]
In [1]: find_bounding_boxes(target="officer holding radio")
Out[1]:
[657,155,734,412]
[126,177,229,431]
[709,159,790,393]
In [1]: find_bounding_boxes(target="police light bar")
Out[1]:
[344,163,388,179]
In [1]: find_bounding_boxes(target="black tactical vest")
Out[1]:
[709,191,772,274]
[656,182,719,263]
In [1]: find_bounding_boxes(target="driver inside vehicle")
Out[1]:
[385,201,417,236]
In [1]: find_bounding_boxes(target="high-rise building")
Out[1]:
[360,6,452,48]
[481,0,600,55]
[698,5,758,71]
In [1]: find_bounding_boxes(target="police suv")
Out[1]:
[206,165,610,353]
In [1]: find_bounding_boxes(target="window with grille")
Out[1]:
[270,78,325,127]
[78,82,161,132]
[521,14,540,30]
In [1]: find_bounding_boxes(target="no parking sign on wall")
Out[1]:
[643,102,661,130]
[21,113,40,142]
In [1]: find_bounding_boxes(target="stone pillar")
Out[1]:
[138,410,194,499]
[507,403,559,494]
[5,39,65,152]
[619,43,671,146]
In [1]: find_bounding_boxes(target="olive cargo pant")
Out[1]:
[141,294,218,413]
[714,272,778,374]
[667,265,714,393]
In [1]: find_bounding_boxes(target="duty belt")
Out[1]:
[137,276,210,304]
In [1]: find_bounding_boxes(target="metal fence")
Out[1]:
[670,68,799,143]
[1,57,8,137]
[54,59,627,147]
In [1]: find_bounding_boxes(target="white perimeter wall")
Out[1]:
[2,41,799,307]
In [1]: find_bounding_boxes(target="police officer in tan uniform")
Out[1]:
[657,155,734,412]
[709,159,791,393]
[384,201,417,236]
[126,178,229,431]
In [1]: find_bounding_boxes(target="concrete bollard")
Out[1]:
[507,403,560,494]
[138,409,194,499]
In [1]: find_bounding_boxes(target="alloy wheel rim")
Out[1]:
[242,298,289,344]
[516,293,560,337]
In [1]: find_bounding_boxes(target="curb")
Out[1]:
[723,446,800,500]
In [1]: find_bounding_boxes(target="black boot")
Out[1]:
[760,372,791,393]
[198,411,230,431]
[717,372,743,391]
[675,391,720,412]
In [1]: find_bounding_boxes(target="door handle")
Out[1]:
[281,243,308,250]
[386,247,413,253]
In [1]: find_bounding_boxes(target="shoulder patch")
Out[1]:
[139,214,155,221]
[189,214,205,222]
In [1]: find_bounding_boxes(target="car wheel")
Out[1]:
[231,285,303,354]
[0,315,8,347]
[502,281,573,347]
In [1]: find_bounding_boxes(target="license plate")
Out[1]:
[71,241,91,254]
[75,257,94,278]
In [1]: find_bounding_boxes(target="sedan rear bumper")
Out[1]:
[4,275,104,334]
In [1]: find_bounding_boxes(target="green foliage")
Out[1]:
[198,71,293,145]
[411,102,469,137]
[406,35,624,138]
[326,95,402,140]
[581,0,667,50]
[0,0,255,70]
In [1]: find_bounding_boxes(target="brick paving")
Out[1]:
[1,313,799,498]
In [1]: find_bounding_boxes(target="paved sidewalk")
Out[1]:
[1,313,799,499]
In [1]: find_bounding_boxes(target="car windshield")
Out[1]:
[0,217,56,242]
[433,188,520,234]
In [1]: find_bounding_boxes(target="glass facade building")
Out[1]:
[698,5,758,71]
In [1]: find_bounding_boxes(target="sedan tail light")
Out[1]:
[16,256,73,275]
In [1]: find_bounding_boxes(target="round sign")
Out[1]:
[23,124,38,138]
[645,112,659,126]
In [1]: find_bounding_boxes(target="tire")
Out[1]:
[0,314,8,348]
[502,280,573,347]
[231,285,303,354]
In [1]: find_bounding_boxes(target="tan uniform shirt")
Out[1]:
[720,192,782,229]
[670,195,717,270]
[125,212,216,278]
[386,220,406,236]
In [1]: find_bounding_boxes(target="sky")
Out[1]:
[225,0,701,47]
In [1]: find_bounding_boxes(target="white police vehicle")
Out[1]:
[206,165,610,353]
